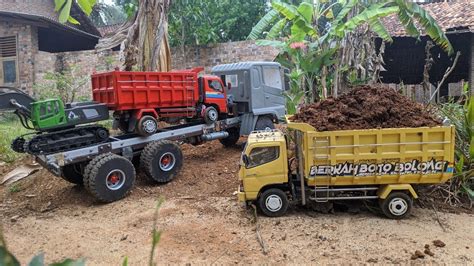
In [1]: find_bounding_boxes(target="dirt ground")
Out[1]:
[1,140,473,265]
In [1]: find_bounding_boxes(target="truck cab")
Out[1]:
[200,75,227,121]
[212,62,287,136]
[238,130,290,215]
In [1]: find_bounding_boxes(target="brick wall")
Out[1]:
[32,40,280,100]
[0,19,37,91]
[33,49,119,100]
[172,40,280,71]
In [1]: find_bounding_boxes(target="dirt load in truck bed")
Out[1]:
[290,85,442,131]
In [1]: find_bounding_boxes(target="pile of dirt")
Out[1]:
[291,86,442,131]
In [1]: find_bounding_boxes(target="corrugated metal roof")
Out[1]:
[211,61,281,72]
[383,1,474,37]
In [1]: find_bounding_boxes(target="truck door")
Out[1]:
[242,144,288,198]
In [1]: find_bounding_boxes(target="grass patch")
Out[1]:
[8,183,22,193]
[0,114,31,163]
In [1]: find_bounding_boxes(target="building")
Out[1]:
[0,0,100,91]
[381,1,474,98]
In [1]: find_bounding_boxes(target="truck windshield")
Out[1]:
[247,146,279,168]
[208,80,223,92]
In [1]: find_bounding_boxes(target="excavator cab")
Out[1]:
[30,99,67,130]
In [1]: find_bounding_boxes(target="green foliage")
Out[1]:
[168,0,267,47]
[249,0,453,105]
[33,65,89,103]
[1,228,85,266]
[0,228,20,266]
[438,94,474,202]
[28,253,45,266]
[284,69,305,114]
[395,0,453,55]
[90,3,127,27]
[114,0,138,18]
[54,0,97,24]
[8,184,22,193]
[248,10,280,40]
[149,197,164,266]
[0,115,30,163]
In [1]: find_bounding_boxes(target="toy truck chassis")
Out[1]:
[34,117,240,202]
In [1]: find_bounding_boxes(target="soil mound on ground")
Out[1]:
[290,85,442,131]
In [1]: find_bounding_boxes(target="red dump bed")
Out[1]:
[91,69,203,111]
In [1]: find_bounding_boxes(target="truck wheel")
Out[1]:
[140,140,183,183]
[219,127,240,147]
[204,106,218,124]
[258,188,289,217]
[60,164,84,185]
[255,116,275,131]
[83,153,136,203]
[379,192,412,219]
[137,115,158,136]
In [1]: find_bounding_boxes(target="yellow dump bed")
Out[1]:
[287,119,455,186]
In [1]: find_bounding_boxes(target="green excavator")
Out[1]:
[0,86,110,155]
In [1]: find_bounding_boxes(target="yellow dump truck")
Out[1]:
[237,118,455,219]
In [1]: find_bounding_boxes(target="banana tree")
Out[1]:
[55,0,172,72]
[54,0,97,24]
[438,92,474,203]
[249,0,453,106]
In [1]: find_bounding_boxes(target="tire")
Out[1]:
[204,106,218,124]
[254,116,275,131]
[258,188,289,217]
[83,153,136,203]
[140,140,183,183]
[60,164,84,185]
[379,192,413,219]
[219,127,240,147]
[137,115,158,136]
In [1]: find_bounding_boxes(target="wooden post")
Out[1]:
[295,131,306,205]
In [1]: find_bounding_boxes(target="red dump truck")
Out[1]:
[91,68,228,135]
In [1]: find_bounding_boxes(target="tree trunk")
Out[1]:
[96,0,171,72]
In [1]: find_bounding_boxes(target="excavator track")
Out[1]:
[16,125,109,155]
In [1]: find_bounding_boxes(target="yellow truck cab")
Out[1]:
[238,120,456,219]
[238,130,289,215]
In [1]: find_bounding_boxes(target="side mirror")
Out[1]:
[242,154,249,167]
[227,82,232,91]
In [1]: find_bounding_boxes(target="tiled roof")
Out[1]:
[0,0,100,37]
[383,1,474,37]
